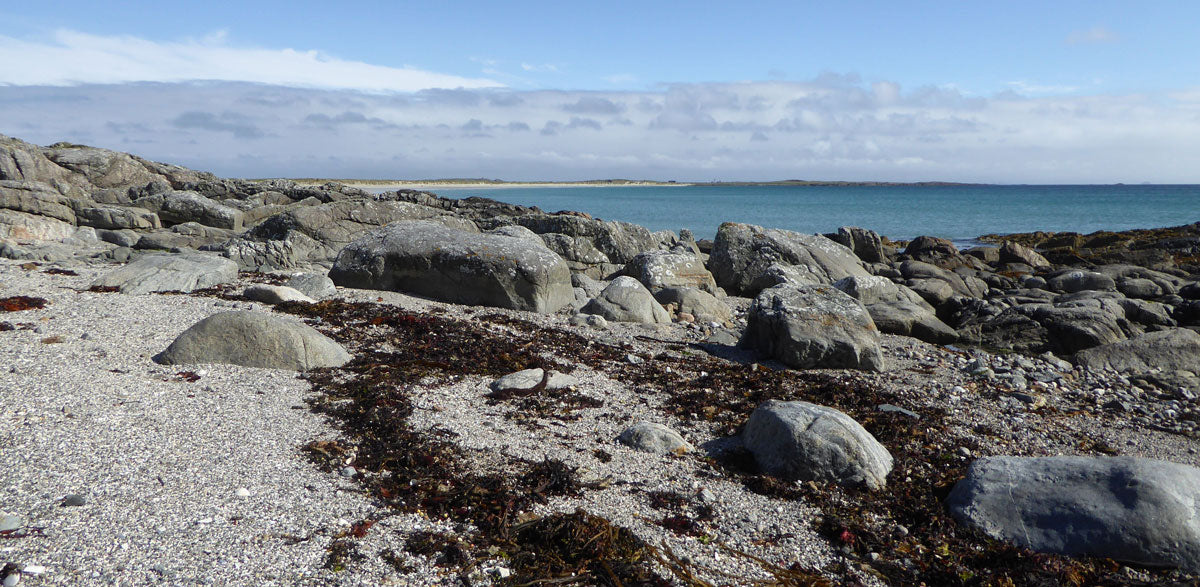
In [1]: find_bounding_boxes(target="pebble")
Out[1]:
[60,494,86,507]
[340,466,358,478]
[0,515,19,532]
[625,354,644,365]
[235,488,251,498]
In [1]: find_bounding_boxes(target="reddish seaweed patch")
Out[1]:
[0,296,48,312]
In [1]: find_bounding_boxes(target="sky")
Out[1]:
[2,1,1199,183]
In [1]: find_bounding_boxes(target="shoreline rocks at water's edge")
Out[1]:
[3,133,1200,583]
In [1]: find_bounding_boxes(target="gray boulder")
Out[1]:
[743,400,893,489]
[1047,269,1117,293]
[0,180,78,224]
[285,273,337,300]
[1075,328,1200,374]
[624,250,717,294]
[513,214,657,265]
[243,284,315,304]
[154,311,350,371]
[618,422,693,454]
[709,222,869,297]
[77,205,161,230]
[134,223,235,251]
[328,220,573,313]
[91,253,237,294]
[947,456,1200,572]
[745,284,884,371]
[998,241,1050,269]
[899,261,989,300]
[134,191,244,230]
[653,287,732,324]
[833,275,957,344]
[581,276,671,324]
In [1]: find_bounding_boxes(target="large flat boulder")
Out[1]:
[743,400,893,489]
[0,209,76,242]
[91,252,238,294]
[948,456,1200,572]
[709,222,869,297]
[0,180,78,224]
[77,205,162,230]
[154,311,350,371]
[745,284,884,371]
[1075,328,1200,374]
[329,220,573,313]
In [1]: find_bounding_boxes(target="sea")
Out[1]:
[393,184,1200,248]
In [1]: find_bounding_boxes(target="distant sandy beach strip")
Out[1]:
[298,180,692,191]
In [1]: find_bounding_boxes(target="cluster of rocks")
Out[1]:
[4,133,1200,577]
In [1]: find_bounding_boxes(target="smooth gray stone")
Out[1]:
[743,400,893,489]
[581,276,671,324]
[154,311,350,371]
[329,220,573,313]
[242,285,314,304]
[1047,269,1117,293]
[948,456,1200,572]
[285,273,337,300]
[745,284,884,371]
[618,422,693,454]
[653,287,732,324]
[90,253,237,294]
[489,368,579,393]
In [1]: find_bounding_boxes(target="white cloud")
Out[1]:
[520,63,560,73]
[1006,81,1081,96]
[0,30,501,92]
[2,77,1198,183]
[1067,26,1119,45]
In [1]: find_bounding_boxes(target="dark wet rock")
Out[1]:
[132,191,244,231]
[709,222,869,297]
[624,250,716,294]
[653,287,732,324]
[743,400,893,489]
[618,422,693,454]
[903,235,958,260]
[948,456,1200,572]
[154,310,350,370]
[829,226,887,263]
[329,220,573,313]
[581,276,670,324]
[744,284,884,371]
[1047,269,1117,293]
[91,252,237,294]
[957,299,1134,354]
[1075,328,1200,374]
[1117,298,1176,327]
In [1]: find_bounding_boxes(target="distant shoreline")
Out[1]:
[285,178,982,190]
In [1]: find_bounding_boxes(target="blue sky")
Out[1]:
[2,1,1199,182]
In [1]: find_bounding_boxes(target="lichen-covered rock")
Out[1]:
[709,223,869,297]
[743,400,893,489]
[624,250,717,293]
[0,209,76,242]
[948,456,1200,572]
[329,220,573,313]
[154,311,349,371]
[745,284,884,371]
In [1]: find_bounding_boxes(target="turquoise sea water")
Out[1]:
[409,184,1200,244]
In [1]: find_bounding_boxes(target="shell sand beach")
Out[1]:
[2,133,1200,585]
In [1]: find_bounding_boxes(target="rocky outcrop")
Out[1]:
[133,191,244,231]
[91,253,238,294]
[76,205,161,230]
[829,226,887,263]
[709,222,869,297]
[0,181,78,224]
[743,400,893,489]
[1075,328,1200,374]
[948,456,1200,572]
[744,284,884,371]
[154,310,350,371]
[511,214,657,265]
[328,220,573,313]
[833,275,957,344]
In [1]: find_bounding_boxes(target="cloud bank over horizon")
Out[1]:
[2,65,1198,184]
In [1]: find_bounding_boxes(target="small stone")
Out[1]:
[1012,392,1047,409]
[340,466,357,478]
[626,354,644,365]
[19,566,43,576]
[61,494,86,507]
[958,447,973,458]
[235,488,251,498]
[877,404,921,420]
[698,488,717,503]
[0,515,20,532]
